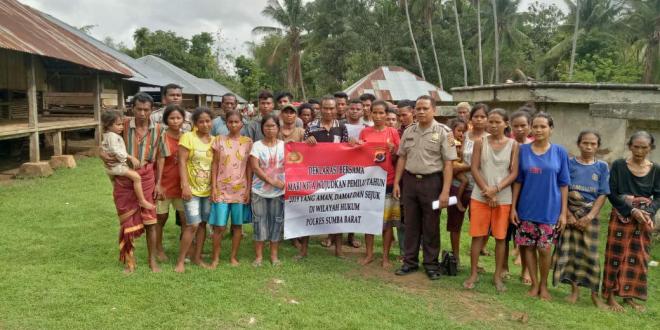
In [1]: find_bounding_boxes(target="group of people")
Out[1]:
[99,83,656,313]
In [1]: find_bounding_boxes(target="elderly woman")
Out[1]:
[604,131,658,312]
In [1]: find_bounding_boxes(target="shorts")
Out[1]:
[515,220,557,249]
[209,202,250,227]
[156,198,183,215]
[183,196,211,225]
[468,199,510,239]
[446,185,471,232]
[106,164,129,176]
[383,192,401,229]
[251,194,284,242]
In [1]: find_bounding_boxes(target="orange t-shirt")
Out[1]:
[359,126,400,186]
[159,133,182,198]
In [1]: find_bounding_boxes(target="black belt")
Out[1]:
[405,171,441,179]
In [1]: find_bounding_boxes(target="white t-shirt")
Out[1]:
[250,140,285,198]
[345,123,366,140]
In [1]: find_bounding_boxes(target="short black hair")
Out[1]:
[132,92,154,108]
[276,91,293,102]
[297,103,313,116]
[320,95,335,107]
[260,113,280,135]
[386,108,398,115]
[308,98,320,105]
[397,99,413,109]
[162,104,186,125]
[101,110,122,131]
[349,98,362,105]
[258,90,274,101]
[162,83,183,96]
[359,93,376,102]
[192,107,214,124]
[334,92,348,100]
[221,93,236,103]
[416,95,435,105]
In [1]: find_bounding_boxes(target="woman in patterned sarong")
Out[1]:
[604,131,658,312]
[552,131,609,308]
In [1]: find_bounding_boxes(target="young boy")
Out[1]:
[101,110,155,209]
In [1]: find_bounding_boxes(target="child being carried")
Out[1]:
[101,110,155,209]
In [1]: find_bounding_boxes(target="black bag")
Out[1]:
[440,250,458,276]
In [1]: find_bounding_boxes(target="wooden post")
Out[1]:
[93,73,102,145]
[197,94,204,108]
[117,78,125,110]
[52,131,62,156]
[27,54,39,162]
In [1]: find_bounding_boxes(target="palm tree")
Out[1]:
[568,0,580,79]
[474,0,484,85]
[253,0,307,99]
[133,27,150,57]
[623,0,660,83]
[415,0,444,89]
[482,0,529,83]
[401,0,426,80]
[543,0,622,79]
[491,0,499,83]
[452,0,469,86]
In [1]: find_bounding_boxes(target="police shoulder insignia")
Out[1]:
[592,173,599,181]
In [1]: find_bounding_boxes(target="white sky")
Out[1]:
[21,0,567,67]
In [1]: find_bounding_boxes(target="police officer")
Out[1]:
[393,95,457,280]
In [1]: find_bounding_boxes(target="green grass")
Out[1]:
[0,157,658,329]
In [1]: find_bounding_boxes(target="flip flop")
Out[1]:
[252,260,263,267]
[348,239,361,248]
[463,279,477,290]
[320,238,333,248]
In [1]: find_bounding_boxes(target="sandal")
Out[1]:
[463,278,478,289]
[348,239,361,248]
[320,238,333,248]
[252,259,263,267]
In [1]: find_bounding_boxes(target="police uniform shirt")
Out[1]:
[398,120,457,175]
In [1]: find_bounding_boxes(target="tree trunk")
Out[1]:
[428,15,444,90]
[568,0,580,80]
[404,0,426,80]
[477,0,484,85]
[492,0,500,84]
[298,49,307,100]
[642,15,659,83]
[453,0,468,86]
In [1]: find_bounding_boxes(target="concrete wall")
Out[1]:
[451,84,660,164]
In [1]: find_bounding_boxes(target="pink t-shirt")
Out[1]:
[359,126,400,186]
[212,135,253,203]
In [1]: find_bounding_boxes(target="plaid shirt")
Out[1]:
[123,117,163,164]
[303,119,348,143]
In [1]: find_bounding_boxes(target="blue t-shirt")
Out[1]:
[516,144,570,224]
[211,117,249,137]
[568,157,610,202]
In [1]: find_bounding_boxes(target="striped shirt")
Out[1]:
[122,117,162,165]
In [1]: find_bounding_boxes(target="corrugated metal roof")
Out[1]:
[38,11,171,87]
[345,66,452,102]
[0,0,132,76]
[137,55,246,100]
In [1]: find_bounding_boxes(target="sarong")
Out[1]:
[552,193,601,292]
[602,208,652,301]
[113,165,157,263]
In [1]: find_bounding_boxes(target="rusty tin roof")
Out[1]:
[0,0,132,76]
